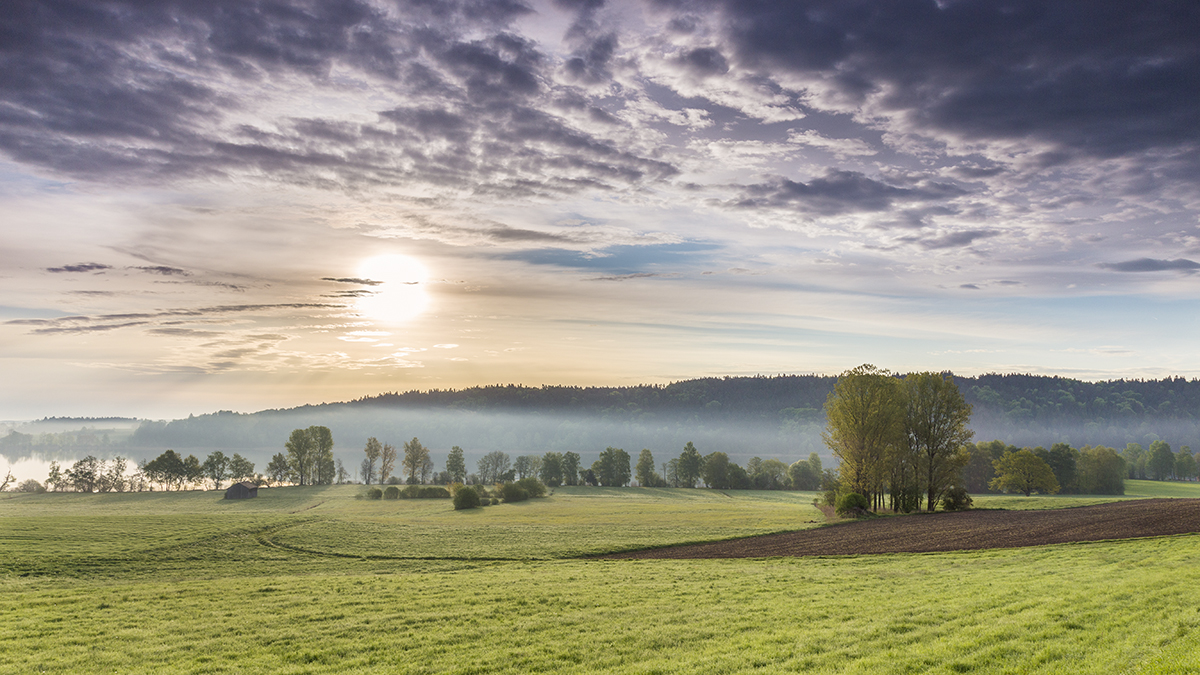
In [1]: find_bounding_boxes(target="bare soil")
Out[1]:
[603,498,1200,559]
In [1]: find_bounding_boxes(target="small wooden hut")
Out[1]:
[224,481,258,499]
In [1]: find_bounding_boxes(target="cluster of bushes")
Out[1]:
[452,477,547,510]
[363,485,451,500]
[832,485,973,519]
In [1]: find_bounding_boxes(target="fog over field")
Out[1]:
[7,373,1200,485]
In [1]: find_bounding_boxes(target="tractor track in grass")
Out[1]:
[602,498,1200,559]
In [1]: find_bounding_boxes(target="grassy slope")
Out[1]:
[2,484,1200,673]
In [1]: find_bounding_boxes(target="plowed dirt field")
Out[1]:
[604,498,1200,559]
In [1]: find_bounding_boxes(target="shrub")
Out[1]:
[383,486,401,500]
[499,482,529,503]
[365,487,383,500]
[835,492,870,517]
[385,476,403,485]
[942,486,973,511]
[515,477,546,498]
[419,486,450,499]
[17,479,46,493]
[401,485,421,499]
[453,486,481,510]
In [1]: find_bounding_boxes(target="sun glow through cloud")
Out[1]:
[355,254,430,325]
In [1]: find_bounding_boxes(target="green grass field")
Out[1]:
[2,483,1199,673]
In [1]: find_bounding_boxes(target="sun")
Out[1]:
[355,254,430,324]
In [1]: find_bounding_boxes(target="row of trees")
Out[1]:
[351,435,826,492]
[32,450,259,493]
[964,441,1128,496]
[360,437,434,484]
[1121,440,1196,481]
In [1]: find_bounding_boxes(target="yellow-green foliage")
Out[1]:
[1,485,1198,673]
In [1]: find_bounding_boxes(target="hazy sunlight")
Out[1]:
[355,254,430,325]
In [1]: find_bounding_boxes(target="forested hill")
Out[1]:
[6,374,1200,465]
[343,373,1200,422]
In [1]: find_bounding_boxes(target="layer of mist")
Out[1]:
[6,374,1200,481]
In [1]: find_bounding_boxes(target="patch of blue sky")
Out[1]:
[498,241,722,273]
[0,306,74,320]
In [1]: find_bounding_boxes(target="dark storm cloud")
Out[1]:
[0,0,673,196]
[46,262,112,273]
[1098,258,1200,272]
[676,47,729,77]
[677,0,1200,165]
[726,170,965,216]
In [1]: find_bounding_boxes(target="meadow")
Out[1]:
[1,482,1198,673]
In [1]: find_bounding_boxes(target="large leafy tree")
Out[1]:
[1148,440,1175,480]
[144,450,188,490]
[702,452,731,489]
[789,455,821,490]
[562,451,581,486]
[228,453,255,483]
[751,458,789,490]
[402,438,430,484]
[539,451,564,487]
[677,442,703,488]
[904,372,974,511]
[1036,443,1079,493]
[592,447,631,487]
[65,456,103,493]
[309,426,335,485]
[446,446,467,484]
[1076,445,1126,495]
[824,364,905,509]
[635,448,660,487]
[265,453,291,485]
[285,428,315,485]
[202,451,230,490]
[183,454,203,488]
[990,449,1060,496]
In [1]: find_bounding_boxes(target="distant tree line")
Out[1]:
[963,439,1194,495]
[107,373,1200,454]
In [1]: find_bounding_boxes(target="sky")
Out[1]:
[2,0,1199,420]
